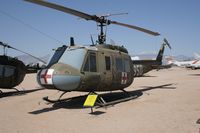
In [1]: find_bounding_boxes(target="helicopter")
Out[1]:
[132,38,171,77]
[25,0,171,105]
[0,41,45,90]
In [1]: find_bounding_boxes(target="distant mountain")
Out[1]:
[173,55,195,61]
[16,54,50,65]
[131,54,157,60]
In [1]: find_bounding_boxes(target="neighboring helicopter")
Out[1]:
[132,38,171,77]
[25,0,171,105]
[0,41,45,90]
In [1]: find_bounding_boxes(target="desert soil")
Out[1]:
[0,67,200,133]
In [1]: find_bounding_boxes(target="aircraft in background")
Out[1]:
[0,41,45,90]
[131,39,171,77]
[166,52,200,69]
[184,52,200,69]
[193,52,200,59]
[167,59,196,67]
[186,60,200,70]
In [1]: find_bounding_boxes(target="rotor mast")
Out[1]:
[98,18,107,44]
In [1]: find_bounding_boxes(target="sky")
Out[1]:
[0,0,200,57]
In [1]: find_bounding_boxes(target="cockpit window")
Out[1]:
[115,58,130,72]
[116,58,123,72]
[83,52,97,72]
[124,59,130,72]
[0,65,15,77]
[59,48,86,70]
[48,45,67,67]
[5,66,15,77]
[0,65,3,77]
[83,57,89,71]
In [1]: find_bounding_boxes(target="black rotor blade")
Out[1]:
[24,0,160,36]
[110,21,160,36]
[163,38,172,49]
[0,41,46,64]
[11,47,47,64]
[0,41,11,48]
[24,0,95,21]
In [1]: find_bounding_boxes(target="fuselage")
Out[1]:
[168,60,198,67]
[37,40,169,92]
[37,44,134,92]
[0,55,26,88]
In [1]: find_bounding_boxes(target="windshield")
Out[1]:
[59,48,86,70]
[0,65,15,78]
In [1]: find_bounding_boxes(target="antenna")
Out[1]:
[70,37,75,46]
[90,35,95,45]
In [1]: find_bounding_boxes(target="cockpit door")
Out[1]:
[81,51,100,90]
[103,55,112,86]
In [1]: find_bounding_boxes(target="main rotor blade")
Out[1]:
[0,41,11,48]
[24,0,160,36]
[0,41,46,64]
[163,38,172,49]
[24,0,95,21]
[110,21,160,36]
[11,47,47,64]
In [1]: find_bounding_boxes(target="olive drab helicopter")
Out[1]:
[25,0,171,105]
[0,41,45,90]
[132,38,171,77]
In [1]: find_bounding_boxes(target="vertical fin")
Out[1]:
[156,38,171,62]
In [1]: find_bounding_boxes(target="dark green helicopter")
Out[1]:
[0,41,45,90]
[25,0,171,104]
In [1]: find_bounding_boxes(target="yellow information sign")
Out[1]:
[84,94,98,107]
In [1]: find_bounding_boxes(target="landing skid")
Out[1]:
[43,92,67,103]
[43,89,138,108]
[95,89,138,108]
[0,87,21,94]
[13,88,20,92]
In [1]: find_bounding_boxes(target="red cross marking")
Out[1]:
[121,72,128,84]
[192,60,199,64]
[40,69,52,84]
[122,75,128,81]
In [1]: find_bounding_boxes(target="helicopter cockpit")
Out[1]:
[47,45,98,72]
[59,48,86,70]
[37,45,99,91]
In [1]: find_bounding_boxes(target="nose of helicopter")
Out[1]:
[37,68,81,91]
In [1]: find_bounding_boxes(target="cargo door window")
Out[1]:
[105,56,111,71]
[124,59,130,72]
[0,65,3,77]
[116,58,123,72]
